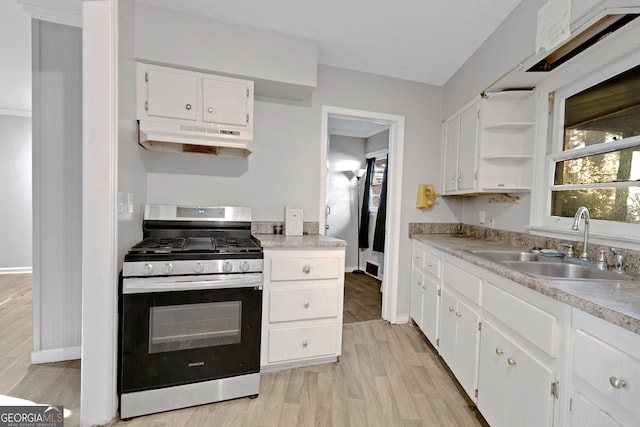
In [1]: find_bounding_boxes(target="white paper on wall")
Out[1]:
[536,0,572,54]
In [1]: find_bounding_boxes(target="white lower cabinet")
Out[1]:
[410,240,441,347]
[569,309,640,427]
[478,320,555,427]
[439,260,481,402]
[261,247,345,371]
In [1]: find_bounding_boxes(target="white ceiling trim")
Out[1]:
[19,4,82,28]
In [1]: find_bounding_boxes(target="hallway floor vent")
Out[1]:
[365,261,379,278]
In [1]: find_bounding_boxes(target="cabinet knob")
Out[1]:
[302,340,309,348]
[422,285,427,290]
[303,301,310,308]
[455,312,462,318]
[427,263,433,267]
[208,107,213,113]
[507,358,517,366]
[302,265,311,274]
[495,348,504,355]
[185,103,192,111]
[609,376,629,389]
[457,175,463,183]
[417,280,422,286]
[448,306,455,312]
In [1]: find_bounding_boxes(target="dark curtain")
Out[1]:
[358,158,375,249]
[373,159,388,252]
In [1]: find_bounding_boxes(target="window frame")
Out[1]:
[367,150,388,214]
[530,28,640,250]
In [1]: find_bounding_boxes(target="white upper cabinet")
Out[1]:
[202,77,250,127]
[146,68,198,121]
[443,101,479,193]
[442,90,537,195]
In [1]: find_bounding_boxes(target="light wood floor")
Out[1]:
[0,274,81,426]
[1,273,487,427]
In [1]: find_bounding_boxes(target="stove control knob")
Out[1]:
[143,263,154,275]
[163,263,174,274]
[223,261,233,273]
[194,262,204,273]
[240,261,250,272]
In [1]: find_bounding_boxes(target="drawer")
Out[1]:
[268,324,338,363]
[269,285,339,322]
[443,261,481,304]
[573,329,640,420]
[484,282,558,357]
[424,251,441,279]
[412,244,425,268]
[271,256,341,281]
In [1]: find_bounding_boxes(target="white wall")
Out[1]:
[31,19,82,360]
[134,1,318,101]
[326,135,366,270]
[0,115,32,272]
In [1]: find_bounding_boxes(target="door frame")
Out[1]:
[320,105,405,323]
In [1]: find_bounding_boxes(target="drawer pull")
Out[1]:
[455,312,462,318]
[303,301,310,308]
[495,348,504,355]
[609,377,629,389]
[507,358,517,366]
[302,265,311,274]
[302,340,309,348]
[448,306,455,312]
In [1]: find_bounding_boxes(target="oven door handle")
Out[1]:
[123,274,263,294]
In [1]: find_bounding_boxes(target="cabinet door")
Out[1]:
[439,290,457,368]
[454,299,480,400]
[443,116,460,193]
[202,77,249,126]
[505,339,555,427]
[146,68,198,121]
[478,321,509,427]
[410,266,424,330]
[570,392,623,427]
[421,275,439,347]
[457,102,478,191]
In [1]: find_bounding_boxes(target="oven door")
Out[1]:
[119,274,262,393]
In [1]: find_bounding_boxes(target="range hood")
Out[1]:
[138,120,251,157]
[527,13,639,72]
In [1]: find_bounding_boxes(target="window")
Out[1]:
[369,156,387,213]
[549,64,640,224]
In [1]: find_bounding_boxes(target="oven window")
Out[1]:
[149,301,242,354]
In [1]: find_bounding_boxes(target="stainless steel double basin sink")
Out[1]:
[469,250,634,282]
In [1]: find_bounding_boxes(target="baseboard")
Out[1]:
[392,313,410,324]
[0,267,33,274]
[31,346,81,364]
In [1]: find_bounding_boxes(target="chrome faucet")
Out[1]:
[572,206,590,261]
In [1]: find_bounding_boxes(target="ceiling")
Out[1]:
[140,0,523,86]
[3,0,523,112]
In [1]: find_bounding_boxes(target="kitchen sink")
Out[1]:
[469,250,551,263]
[502,261,634,281]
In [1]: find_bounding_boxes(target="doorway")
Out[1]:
[320,106,405,323]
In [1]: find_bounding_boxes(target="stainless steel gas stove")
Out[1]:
[119,205,263,419]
